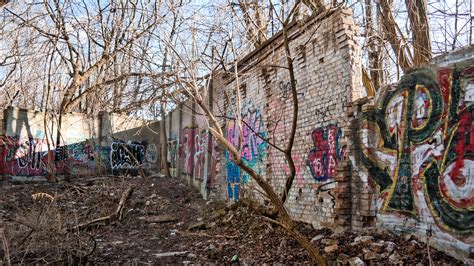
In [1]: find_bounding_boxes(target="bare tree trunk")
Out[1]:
[405,0,431,65]
[302,0,326,14]
[365,0,383,90]
[452,0,459,50]
[281,20,298,204]
[379,0,413,72]
[470,0,473,45]
[160,104,171,178]
[158,0,182,179]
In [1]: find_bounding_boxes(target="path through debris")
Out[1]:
[0,176,462,264]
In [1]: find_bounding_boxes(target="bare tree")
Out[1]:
[163,0,326,263]
[0,1,168,114]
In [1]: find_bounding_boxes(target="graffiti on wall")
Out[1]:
[110,141,146,170]
[194,130,207,180]
[193,130,217,183]
[307,125,347,182]
[225,101,267,202]
[179,127,196,176]
[0,136,50,176]
[66,142,99,174]
[146,144,158,164]
[356,67,474,234]
[176,128,217,188]
[0,136,103,176]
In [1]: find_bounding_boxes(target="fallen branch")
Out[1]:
[176,230,238,239]
[70,186,134,231]
[153,251,188,258]
[1,228,11,265]
[261,215,286,228]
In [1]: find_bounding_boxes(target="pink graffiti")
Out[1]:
[179,128,196,175]
[227,108,265,164]
[307,125,347,181]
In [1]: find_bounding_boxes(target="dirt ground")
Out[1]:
[0,175,464,264]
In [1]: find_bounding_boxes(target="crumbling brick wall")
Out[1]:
[208,8,362,228]
[350,46,474,261]
[164,9,363,228]
[166,8,473,261]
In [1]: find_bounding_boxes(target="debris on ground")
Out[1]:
[0,176,463,264]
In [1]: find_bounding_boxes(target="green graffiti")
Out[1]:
[424,162,474,234]
[357,69,444,213]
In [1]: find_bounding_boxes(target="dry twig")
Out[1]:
[70,186,134,231]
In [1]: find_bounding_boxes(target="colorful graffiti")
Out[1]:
[176,128,217,188]
[66,142,99,174]
[0,137,158,176]
[146,144,158,164]
[225,101,267,202]
[0,136,102,176]
[110,141,146,170]
[307,125,347,182]
[193,130,217,183]
[179,127,196,176]
[194,131,207,180]
[0,136,51,176]
[356,66,474,234]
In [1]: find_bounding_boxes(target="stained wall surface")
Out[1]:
[166,8,363,227]
[163,7,473,261]
[351,47,474,261]
[0,107,160,177]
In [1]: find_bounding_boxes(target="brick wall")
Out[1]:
[164,8,474,261]
[351,46,474,261]
[165,7,363,227]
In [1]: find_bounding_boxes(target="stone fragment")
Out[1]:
[337,253,350,264]
[188,221,206,230]
[324,244,338,253]
[389,252,402,264]
[145,214,177,223]
[403,234,417,241]
[321,238,338,245]
[370,242,385,253]
[347,257,366,266]
[363,251,381,261]
[385,241,397,253]
[331,226,346,237]
[354,235,374,246]
[311,235,325,243]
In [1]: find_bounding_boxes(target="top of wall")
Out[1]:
[430,44,474,67]
[218,7,354,83]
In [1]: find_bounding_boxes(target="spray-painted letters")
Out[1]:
[110,141,145,170]
[356,67,474,234]
[225,101,267,202]
[307,125,347,182]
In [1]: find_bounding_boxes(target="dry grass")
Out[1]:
[1,177,131,264]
